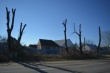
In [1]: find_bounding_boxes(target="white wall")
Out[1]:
[82,45,90,52]
[62,40,74,47]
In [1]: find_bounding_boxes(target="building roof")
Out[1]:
[54,39,65,46]
[39,39,60,47]
[86,44,97,49]
[29,44,37,48]
[54,39,73,47]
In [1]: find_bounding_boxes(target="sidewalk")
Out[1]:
[0,58,110,66]
[0,60,81,66]
[0,61,19,66]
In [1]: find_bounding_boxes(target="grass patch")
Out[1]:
[101,55,110,59]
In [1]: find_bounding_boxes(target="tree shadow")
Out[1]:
[18,62,81,73]
[40,64,81,73]
[18,62,47,73]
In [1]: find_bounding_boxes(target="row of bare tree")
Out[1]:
[62,19,101,55]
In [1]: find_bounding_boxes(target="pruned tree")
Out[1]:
[63,19,69,54]
[97,26,101,54]
[83,37,86,52]
[6,7,16,53]
[6,7,26,59]
[73,24,83,55]
[14,23,26,55]
[84,37,85,45]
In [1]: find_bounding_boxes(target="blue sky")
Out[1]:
[0,0,110,46]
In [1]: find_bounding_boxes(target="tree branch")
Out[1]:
[73,23,80,36]
[20,23,22,32]
[22,24,26,33]
[6,7,10,30]
[11,8,16,31]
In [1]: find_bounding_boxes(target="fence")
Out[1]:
[28,48,59,54]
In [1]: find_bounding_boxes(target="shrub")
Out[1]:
[15,53,102,62]
[0,55,9,62]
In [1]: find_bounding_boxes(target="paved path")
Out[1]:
[0,60,110,73]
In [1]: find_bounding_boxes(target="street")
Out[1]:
[0,59,110,73]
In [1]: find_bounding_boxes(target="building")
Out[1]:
[37,39,60,54]
[54,39,74,48]
[82,44,97,53]
[54,39,77,53]
[37,39,60,49]
[29,44,37,48]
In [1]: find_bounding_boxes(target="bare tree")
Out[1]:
[6,7,16,53]
[63,19,69,54]
[6,7,26,59]
[14,23,26,57]
[73,24,83,55]
[83,37,86,52]
[97,26,101,54]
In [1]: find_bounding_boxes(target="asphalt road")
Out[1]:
[0,59,110,73]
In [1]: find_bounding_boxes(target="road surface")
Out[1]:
[0,59,110,73]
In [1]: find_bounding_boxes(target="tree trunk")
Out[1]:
[16,23,26,56]
[18,23,26,44]
[63,19,69,54]
[73,24,83,55]
[97,26,101,54]
[79,35,83,55]
[64,29,69,53]
[6,7,16,59]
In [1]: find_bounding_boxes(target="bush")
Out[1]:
[15,53,102,62]
[0,55,9,62]
[82,53,99,59]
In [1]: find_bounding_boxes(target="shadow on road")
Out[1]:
[18,62,47,73]
[40,64,81,73]
[18,62,81,73]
